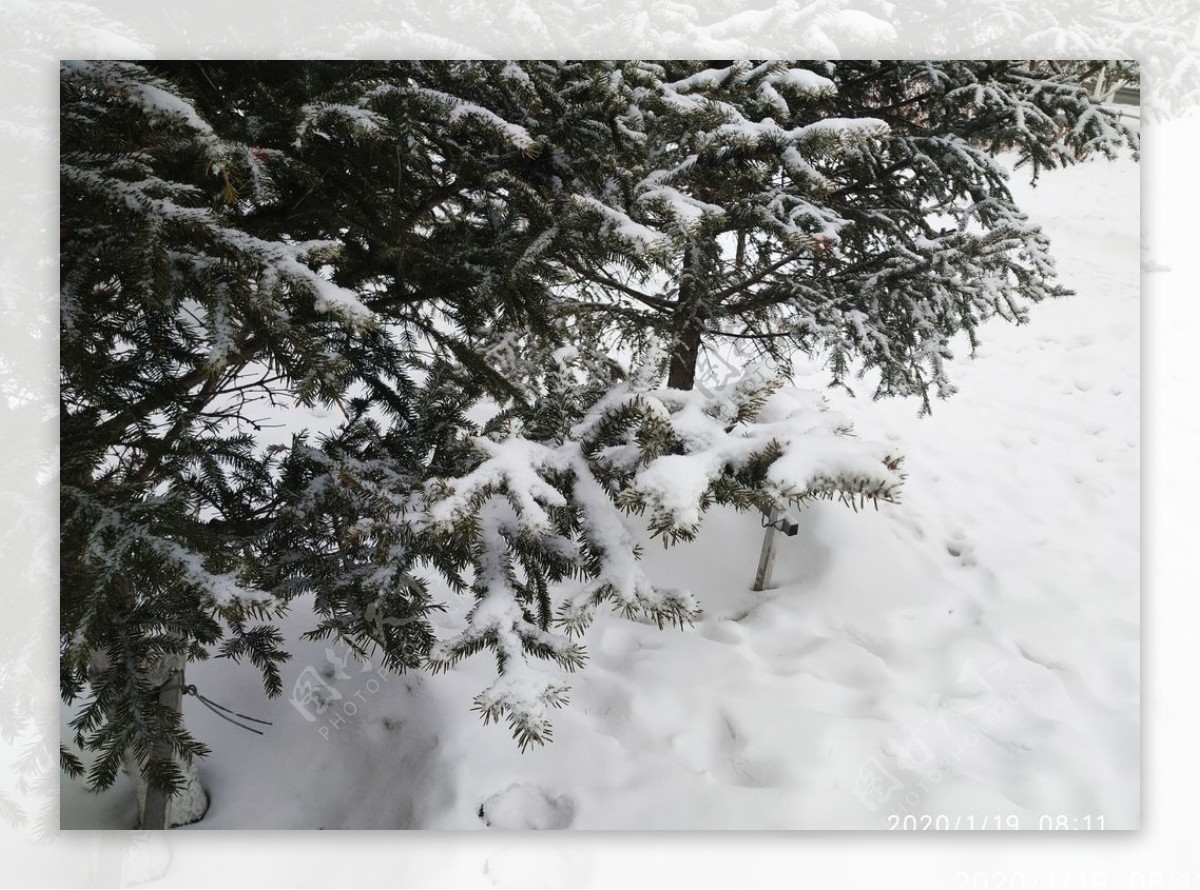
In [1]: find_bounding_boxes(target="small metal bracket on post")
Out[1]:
[753,505,798,591]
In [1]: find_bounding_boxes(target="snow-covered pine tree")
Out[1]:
[60,60,363,812]
[391,60,1137,745]
[811,60,1139,405]
[63,60,1133,802]
[61,60,750,802]
[59,60,573,809]
[529,61,1137,408]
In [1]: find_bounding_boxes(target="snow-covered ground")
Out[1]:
[61,149,1139,831]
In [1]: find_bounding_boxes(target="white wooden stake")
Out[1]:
[140,656,183,830]
[85,647,208,830]
[137,655,208,830]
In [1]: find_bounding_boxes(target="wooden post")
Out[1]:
[141,654,185,830]
[87,638,208,829]
[753,506,780,592]
[136,653,208,829]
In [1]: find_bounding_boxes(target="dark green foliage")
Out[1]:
[60,60,559,793]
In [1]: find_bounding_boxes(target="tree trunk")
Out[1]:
[666,318,702,390]
[666,243,703,391]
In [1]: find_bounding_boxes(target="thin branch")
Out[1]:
[127,371,227,486]
[702,326,789,340]
[558,259,671,311]
[81,336,262,447]
[707,249,808,304]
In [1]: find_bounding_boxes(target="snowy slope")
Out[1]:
[61,150,1139,831]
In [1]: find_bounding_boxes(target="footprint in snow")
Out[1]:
[478,784,575,830]
[715,710,787,789]
[945,533,977,568]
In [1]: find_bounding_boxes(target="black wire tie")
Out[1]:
[182,683,273,735]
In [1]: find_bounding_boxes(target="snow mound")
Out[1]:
[478,784,576,830]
